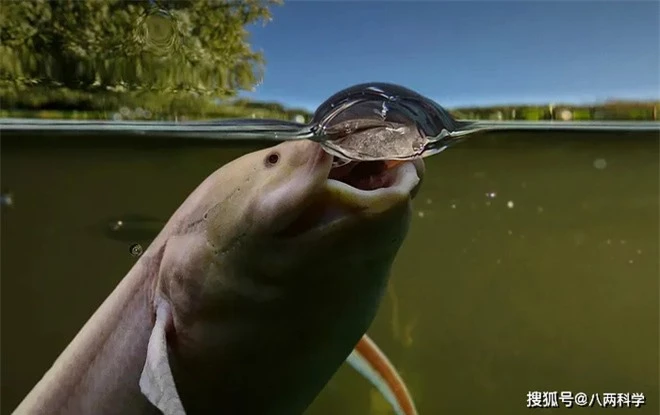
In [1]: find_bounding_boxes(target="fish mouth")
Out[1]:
[278,156,423,238]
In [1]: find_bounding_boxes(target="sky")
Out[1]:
[242,0,660,111]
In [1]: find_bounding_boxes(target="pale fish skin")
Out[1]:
[13,140,424,415]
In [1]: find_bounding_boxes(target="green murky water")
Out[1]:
[1,130,658,414]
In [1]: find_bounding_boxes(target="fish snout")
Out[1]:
[306,141,334,175]
[274,139,333,178]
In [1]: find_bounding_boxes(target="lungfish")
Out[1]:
[13,140,424,415]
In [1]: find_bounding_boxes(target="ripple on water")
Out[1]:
[134,7,180,56]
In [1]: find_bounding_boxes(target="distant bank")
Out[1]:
[1,86,657,122]
[450,101,658,122]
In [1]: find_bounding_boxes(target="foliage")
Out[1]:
[0,86,311,121]
[0,0,281,96]
[572,109,591,121]
[451,102,658,121]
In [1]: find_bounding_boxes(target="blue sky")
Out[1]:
[242,1,659,111]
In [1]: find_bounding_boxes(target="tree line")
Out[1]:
[0,0,292,119]
[452,101,658,121]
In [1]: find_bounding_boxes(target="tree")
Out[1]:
[0,0,281,97]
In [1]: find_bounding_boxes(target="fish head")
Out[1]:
[152,139,425,412]
[159,138,425,324]
[201,139,425,292]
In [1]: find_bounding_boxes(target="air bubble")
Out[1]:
[593,158,607,169]
[129,243,144,257]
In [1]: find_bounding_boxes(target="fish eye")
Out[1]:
[266,152,280,166]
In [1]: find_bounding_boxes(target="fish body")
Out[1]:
[13,140,423,415]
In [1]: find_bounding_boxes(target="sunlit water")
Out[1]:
[1,125,657,414]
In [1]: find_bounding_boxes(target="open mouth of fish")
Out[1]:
[281,156,423,237]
